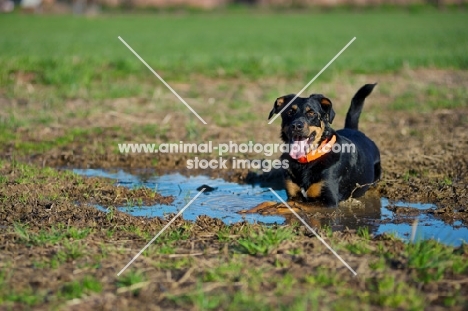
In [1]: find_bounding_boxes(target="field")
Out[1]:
[1,9,468,310]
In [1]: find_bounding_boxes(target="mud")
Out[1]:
[3,72,468,232]
[1,69,467,309]
[11,105,467,225]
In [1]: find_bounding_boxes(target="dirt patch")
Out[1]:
[1,198,467,311]
[2,69,467,224]
[1,69,467,309]
[0,162,173,230]
[1,194,468,310]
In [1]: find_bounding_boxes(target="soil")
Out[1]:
[5,69,467,222]
[0,68,467,309]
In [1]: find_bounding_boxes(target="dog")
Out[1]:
[268,84,381,208]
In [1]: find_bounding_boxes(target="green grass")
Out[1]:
[0,126,104,155]
[3,217,468,309]
[305,267,344,287]
[1,155,467,309]
[14,223,92,246]
[390,85,468,111]
[202,262,244,282]
[0,11,466,145]
[368,275,425,309]
[237,226,294,255]
[406,239,468,283]
[116,270,146,295]
[61,276,103,300]
[357,226,371,240]
[346,240,372,255]
[1,12,467,101]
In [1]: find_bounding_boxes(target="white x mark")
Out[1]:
[269,188,357,276]
[118,36,207,124]
[268,37,356,124]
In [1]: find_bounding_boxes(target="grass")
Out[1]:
[2,213,468,309]
[0,160,170,212]
[357,226,371,240]
[116,270,146,295]
[369,275,425,309]
[61,276,103,299]
[1,12,467,101]
[237,226,294,255]
[13,223,92,246]
[0,127,104,156]
[406,239,468,283]
[0,11,466,153]
[304,267,344,287]
[202,262,244,282]
[345,240,372,255]
[0,9,467,310]
[390,84,468,111]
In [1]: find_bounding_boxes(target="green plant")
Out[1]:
[357,226,371,240]
[61,277,102,300]
[116,270,146,295]
[237,227,294,255]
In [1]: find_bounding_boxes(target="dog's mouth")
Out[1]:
[289,133,315,160]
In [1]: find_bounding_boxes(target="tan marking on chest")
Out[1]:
[285,179,301,197]
[306,181,324,198]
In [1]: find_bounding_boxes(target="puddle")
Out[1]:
[74,169,286,225]
[378,198,468,247]
[73,169,468,246]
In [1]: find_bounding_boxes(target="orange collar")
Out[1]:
[297,135,337,164]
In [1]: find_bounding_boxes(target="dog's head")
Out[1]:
[268,94,335,159]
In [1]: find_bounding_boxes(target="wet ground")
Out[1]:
[1,159,467,310]
[74,169,468,246]
[18,70,466,225]
[1,69,467,309]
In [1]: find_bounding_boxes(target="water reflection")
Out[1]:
[73,169,467,246]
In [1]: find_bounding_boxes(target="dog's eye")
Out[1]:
[287,109,295,116]
[307,111,316,118]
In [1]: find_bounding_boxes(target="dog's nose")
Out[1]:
[291,120,304,131]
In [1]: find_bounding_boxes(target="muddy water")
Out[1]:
[73,169,468,246]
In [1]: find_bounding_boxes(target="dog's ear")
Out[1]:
[268,94,296,120]
[320,97,335,124]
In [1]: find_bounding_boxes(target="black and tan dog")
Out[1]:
[269,84,381,208]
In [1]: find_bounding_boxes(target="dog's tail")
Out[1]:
[344,83,377,130]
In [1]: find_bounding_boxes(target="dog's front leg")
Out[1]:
[284,178,304,201]
[320,183,340,208]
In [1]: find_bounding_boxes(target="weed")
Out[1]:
[61,276,102,300]
[370,275,425,309]
[441,176,453,186]
[305,268,343,287]
[406,240,450,283]
[369,257,386,271]
[116,270,146,295]
[346,241,372,255]
[216,226,232,242]
[402,169,419,181]
[13,222,30,242]
[237,226,294,255]
[319,224,333,238]
[357,226,371,240]
[13,223,92,246]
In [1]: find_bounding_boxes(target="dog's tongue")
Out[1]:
[289,139,308,159]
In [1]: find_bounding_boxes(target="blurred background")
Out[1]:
[1,0,466,14]
[0,0,466,161]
